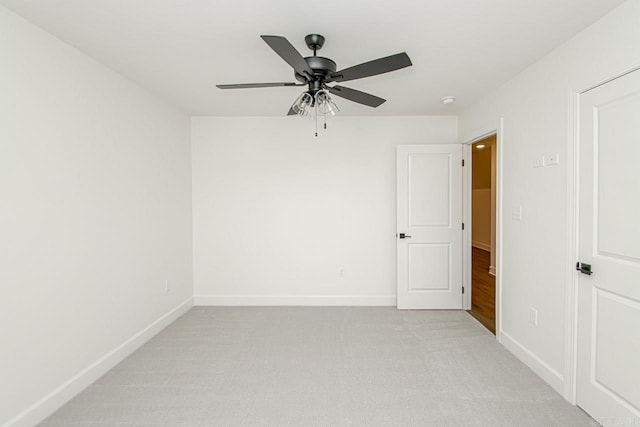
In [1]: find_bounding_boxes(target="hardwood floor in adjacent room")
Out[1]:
[468,246,496,334]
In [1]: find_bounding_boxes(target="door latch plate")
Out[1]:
[576,262,593,275]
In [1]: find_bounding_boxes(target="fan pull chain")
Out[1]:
[315,104,318,137]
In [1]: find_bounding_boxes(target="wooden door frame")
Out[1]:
[566,63,640,406]
[461,119,503,343]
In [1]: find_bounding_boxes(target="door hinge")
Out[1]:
[462,159,465,167]
[462,286,465,294]
[462,222,465,230]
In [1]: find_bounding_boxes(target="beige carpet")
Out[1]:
[41,307,596,426]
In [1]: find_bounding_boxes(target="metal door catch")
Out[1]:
[576,262,593,275]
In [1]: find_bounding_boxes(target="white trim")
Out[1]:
[564,87,580,405]
[472,241,491,252]
[500,330,565,394]
[194,295,397,306]
[461,126,499,149]
[2,297,194,427]
[496,118,504,343]
[461,119,502,337]
[462,142,472,310]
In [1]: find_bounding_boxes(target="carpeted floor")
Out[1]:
[41,307,596,426]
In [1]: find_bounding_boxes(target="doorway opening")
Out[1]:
[467,134,496,334]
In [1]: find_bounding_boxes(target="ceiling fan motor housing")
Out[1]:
[295,56,337,84]
[294,34,337,90]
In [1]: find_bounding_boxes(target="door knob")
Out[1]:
[398,233,412,239]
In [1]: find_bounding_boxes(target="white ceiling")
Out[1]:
[1,0,626,116]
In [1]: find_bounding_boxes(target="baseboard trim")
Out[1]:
[500,329,564,394]
[194,295,397,306]
[472,241,492,252]
[3,297,194,427]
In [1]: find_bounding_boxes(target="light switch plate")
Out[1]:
[533,156,545,168]
[512,206,522,221]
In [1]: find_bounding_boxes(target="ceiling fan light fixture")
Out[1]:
[292,92,313,117]
[315,90,340,117]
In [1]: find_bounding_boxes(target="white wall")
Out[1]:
[192,116,457,305]
[459,0,640,394]
[472,142,493,250]
[472,189,491,250]
[0,7,193,426]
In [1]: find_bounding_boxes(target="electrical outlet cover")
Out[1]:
[547,153,560,165]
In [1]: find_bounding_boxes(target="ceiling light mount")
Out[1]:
[305,34,325,55]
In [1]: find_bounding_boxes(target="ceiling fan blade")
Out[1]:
[216,82,303,89]
[327,85,386,108]
[261,35,314,80]
[330,52,412,83]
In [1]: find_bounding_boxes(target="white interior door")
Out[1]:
[576,68,640,425]
[397,145,463,309]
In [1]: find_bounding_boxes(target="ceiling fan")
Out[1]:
[217,34,412,130]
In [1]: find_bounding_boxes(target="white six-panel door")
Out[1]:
[576,69,640,425]
[397,145,463,309]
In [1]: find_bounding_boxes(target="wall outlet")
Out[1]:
[547,153,560,166]
[339,267,345,279]
[164,279,171,293]
[529,307,538,326]
[533,156,546,168]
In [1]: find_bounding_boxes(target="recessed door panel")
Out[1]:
[596,93,640,262]
[408,243,450,291]
[408,154,451,227]
[593,288,640,411]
